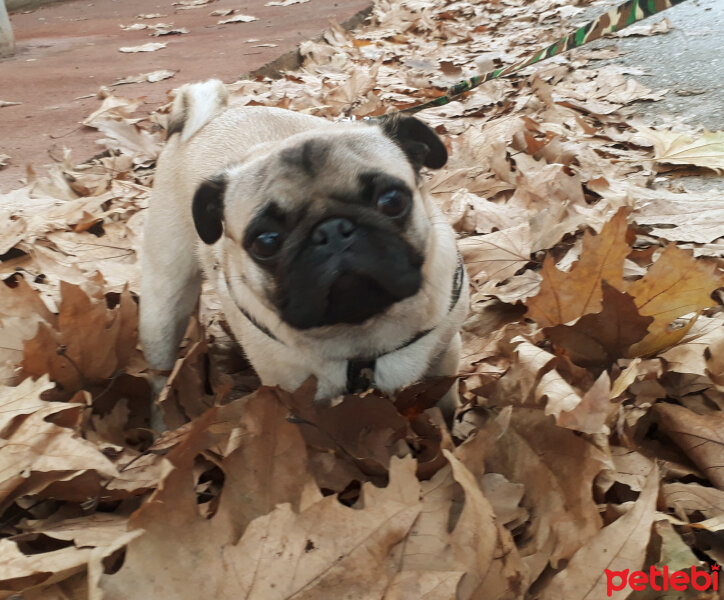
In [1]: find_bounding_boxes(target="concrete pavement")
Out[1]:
[586,0,724,131]
[584,0,724,194]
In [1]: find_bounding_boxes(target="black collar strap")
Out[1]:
[227,254,465,394]
[234,299,281,344]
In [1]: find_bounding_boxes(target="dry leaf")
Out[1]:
[22,281,140,395]
[599,447,655,494]
[639,128,724,173]
[118,43,167,53]
[662,482,724,521]
[707,333,724,390]
[98,447,421,598]
[17,513,129,550]
[632,519,705,600]
[615,17,671,37]
[266,0,310,5]
[535,367,583,418]
[540,466,659,600]
[0,403,117,510]
[545,282,653,367]
[624,245,723,357]
[210,390,313,539]
[458,223,532,285]
[525,208,631,328]
[0,540,91,597]
[0,376,58,435]
[555,371,612,434]
[654,403,724,489]
[479,472,528,528]
[218,14,258,24]
[112,70,177,86]
[173,0,215,6]
[382,455,497,599]
[483,409,607,582]
[631,185,724,244]
[661,314,724,376]
[150,27,189,36]
[119,23,148,31]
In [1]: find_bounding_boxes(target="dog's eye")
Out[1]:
[250,232,282,260]
[376,189,410,218]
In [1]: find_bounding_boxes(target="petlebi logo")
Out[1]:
[605,563,719,597]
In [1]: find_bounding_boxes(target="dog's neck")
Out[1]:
[226,255,465,394]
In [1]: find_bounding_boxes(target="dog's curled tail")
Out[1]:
[167,79,229,143]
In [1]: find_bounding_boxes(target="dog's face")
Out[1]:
[192,115,447,331]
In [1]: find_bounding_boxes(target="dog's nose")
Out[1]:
[312,217,356,248]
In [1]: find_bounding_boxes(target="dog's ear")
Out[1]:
[377,114,448,170]
[192,174,227,244]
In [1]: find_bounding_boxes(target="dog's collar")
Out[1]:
[346,253,464,393]
[225,254,465,394]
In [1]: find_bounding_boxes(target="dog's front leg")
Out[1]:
[139,231,202,371]
[140,194,203,430]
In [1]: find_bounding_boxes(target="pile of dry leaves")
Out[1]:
[1,0,723,598]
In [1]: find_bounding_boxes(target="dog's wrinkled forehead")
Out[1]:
[255,126,416,211]
[278,137,332,179]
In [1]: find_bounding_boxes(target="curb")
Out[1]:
[246,4,373,80]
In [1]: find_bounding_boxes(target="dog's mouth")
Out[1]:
[278,260,422,330]
[321,270,417,326]
[274,216,424,330]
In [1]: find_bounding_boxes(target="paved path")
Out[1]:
[586,0,724,131]
[0,0,371,191]
[585,0,724,193]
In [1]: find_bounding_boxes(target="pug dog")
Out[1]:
[139,79,468,424]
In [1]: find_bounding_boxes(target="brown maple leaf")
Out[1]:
[545,281,653,367]
[623,244,724,357]
[540,466,659,600]
[21,281,140,397]
[654,403,724,490]
[525,207,632,328]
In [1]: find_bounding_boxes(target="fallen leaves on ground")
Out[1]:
[118,42,167,53]
[266,0,310,5]
[1,0,723,597]
[218,14,258,24]
[654,403,724,490]
[112,69,177,86]
[173,0,216,7]
[615,17,671,37]
[540,466,660,600]
[637,127,724,174]
[150,27,190,37]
